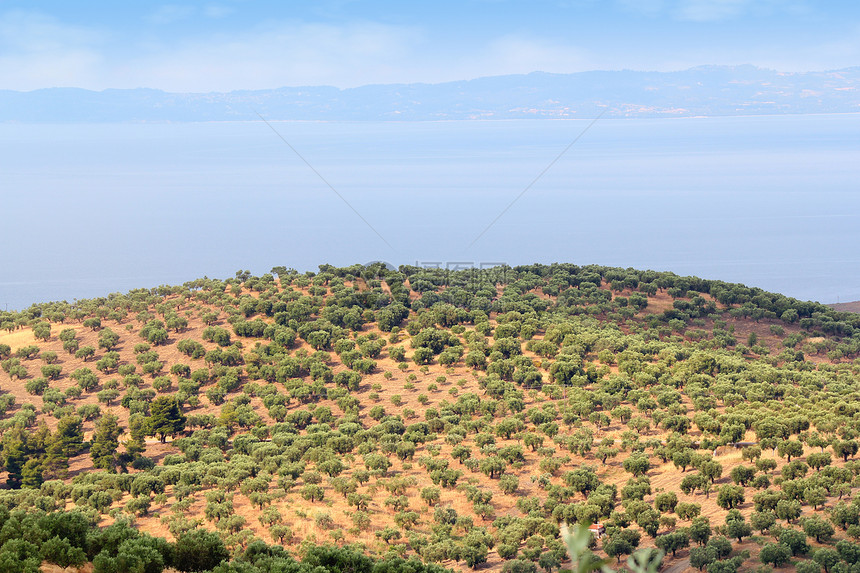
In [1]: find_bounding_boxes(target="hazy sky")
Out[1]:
[2,1,859,92]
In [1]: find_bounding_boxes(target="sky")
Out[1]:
[2,0,860,92]
[2,0,860,310]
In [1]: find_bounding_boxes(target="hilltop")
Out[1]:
[2,262,860,573]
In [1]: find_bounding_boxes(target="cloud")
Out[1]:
[674,0,750,21]
[0,10,428,91]
[203,5,234,19]
[107,22,592,91]
[0,50,103,90]
[147,5,196,25]
[671,0,818,22]
[762,22,860,71]
[118,21,425,91]
[146,4,234,23]
[0,3,848,92]
[0,10,102,53]
[0,11,105,90]
[452,35,592,79]
[0,5,596,91]
[616,0,813,22]
[616,0,666,17]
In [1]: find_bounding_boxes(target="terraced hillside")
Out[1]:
[2,263,860,573]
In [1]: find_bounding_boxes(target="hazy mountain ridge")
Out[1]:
[3,65,859,122]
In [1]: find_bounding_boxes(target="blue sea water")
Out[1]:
[1,115,859,311]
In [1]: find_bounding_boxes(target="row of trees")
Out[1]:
[0,507,462,573]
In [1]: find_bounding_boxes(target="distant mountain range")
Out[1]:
[2,65,859,122]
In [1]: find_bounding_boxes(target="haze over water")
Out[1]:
[2,114,859,311]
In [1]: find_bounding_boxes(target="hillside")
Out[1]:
[3,262,860,573]
[828,302,860,314]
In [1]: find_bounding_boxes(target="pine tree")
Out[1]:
[0,429,28,488]
[43,415,83,479]
[55,415,84,456]
[121,413,148,467]
[2,423,51,487]
[146,396,186,442]
[21,458,45,488]
[91,413,123,472]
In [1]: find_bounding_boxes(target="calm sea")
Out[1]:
[2,115,859,311]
